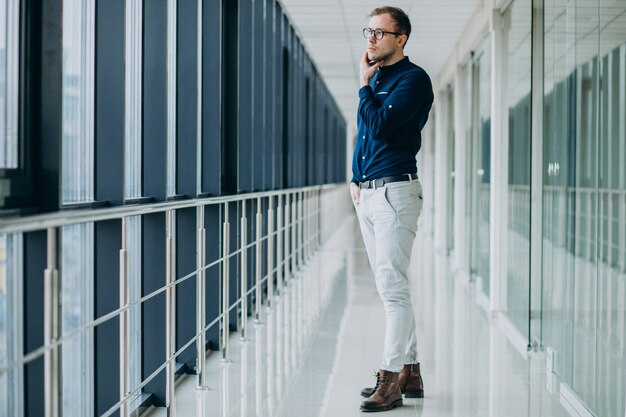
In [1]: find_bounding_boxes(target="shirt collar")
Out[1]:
[377,56,411,78]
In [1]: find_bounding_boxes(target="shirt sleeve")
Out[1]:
[358,71,433,141]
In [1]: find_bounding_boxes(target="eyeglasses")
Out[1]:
[362,28,403,40]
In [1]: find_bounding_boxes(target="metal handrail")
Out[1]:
[0,183,349,417]
[0,184,339,234]
[0,205,321,373]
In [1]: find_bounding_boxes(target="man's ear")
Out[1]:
[398,35,407,49]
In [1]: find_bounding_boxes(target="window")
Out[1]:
[62,0,95,203]
[0,0,19,169]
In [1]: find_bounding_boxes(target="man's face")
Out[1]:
[366,13,403,63]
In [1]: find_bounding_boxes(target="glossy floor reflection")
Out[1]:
[149,215,577,417]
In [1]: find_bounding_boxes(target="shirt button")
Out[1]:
[376,81,379,84]
[362,135,365,139]
[388,105,392,108]
[362,156,365,160]
[362,175,366,179]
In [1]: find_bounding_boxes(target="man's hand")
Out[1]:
[359,52,382,87]
[350,182,361,206]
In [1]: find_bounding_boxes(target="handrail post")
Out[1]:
[267,196,275,308]
[277,194,284,294]
[222,203,231,362]
[298,190,304,267]
[165,209,176,416]
[255,197,263,321]
[291,192,297,276]
[304,191,309,260]
[196,206,209,390]
[621,192,625,274]
[284,194,291,287]
[119,218,130,416]
[317,190,322,249]
[44,227,59,417]
[308,191,313,258]
[240,202,248,341]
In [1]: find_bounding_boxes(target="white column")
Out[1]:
[124,0,143,199]
[489,7,509,312]
[166,0,177,197]
[433,89,449,253]
[453,65,469,275]
[417,120,435,238]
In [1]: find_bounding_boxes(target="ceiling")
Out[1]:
[278,0,481,135]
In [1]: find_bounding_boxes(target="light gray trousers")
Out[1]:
[354,179,423,372]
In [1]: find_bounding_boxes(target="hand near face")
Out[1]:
[359,51,382,87]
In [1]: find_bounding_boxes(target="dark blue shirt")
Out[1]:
[351,56,433,184]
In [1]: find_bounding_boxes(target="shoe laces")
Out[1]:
[374,371,388,389]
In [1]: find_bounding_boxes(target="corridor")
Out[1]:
[151,214,571,417]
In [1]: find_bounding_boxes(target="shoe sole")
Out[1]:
[360,399,403,412]
[404,390,424,398]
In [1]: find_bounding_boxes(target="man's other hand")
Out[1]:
[350,182,361,206]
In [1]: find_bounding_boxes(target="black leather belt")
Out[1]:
[359,173,417,190]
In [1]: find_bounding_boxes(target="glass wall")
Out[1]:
[469,36,491,296]
[596,2,625,415]
[504,0,532,336]
[543,0,626,415]
[447,85,455,252]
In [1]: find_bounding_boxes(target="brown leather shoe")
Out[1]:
[360,370,403,412]
[360,363,424,398]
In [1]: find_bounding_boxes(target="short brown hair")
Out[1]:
[369,6,411,41]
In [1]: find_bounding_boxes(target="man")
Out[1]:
[350,6,433,413]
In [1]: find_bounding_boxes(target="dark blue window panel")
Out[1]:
[238,0,253,192]
[253,0,266,191]
[177,0,199,198]
[16,0,63,213]
[94,221,121,417]
[23,231,46,417]
[281,44,290,189]
[272,7,284,190]
[222,0,239,195]
[176,208,197,369]
[143,0,168,201]
[96,0,125,206]
[142,213,167,405]
[263,0,275,191]
[204,205,222,350]
[305,76,312,185]
[201,0,222,196]
[227,203,239,329]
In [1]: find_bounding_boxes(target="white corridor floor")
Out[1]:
[149,214,581,417]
